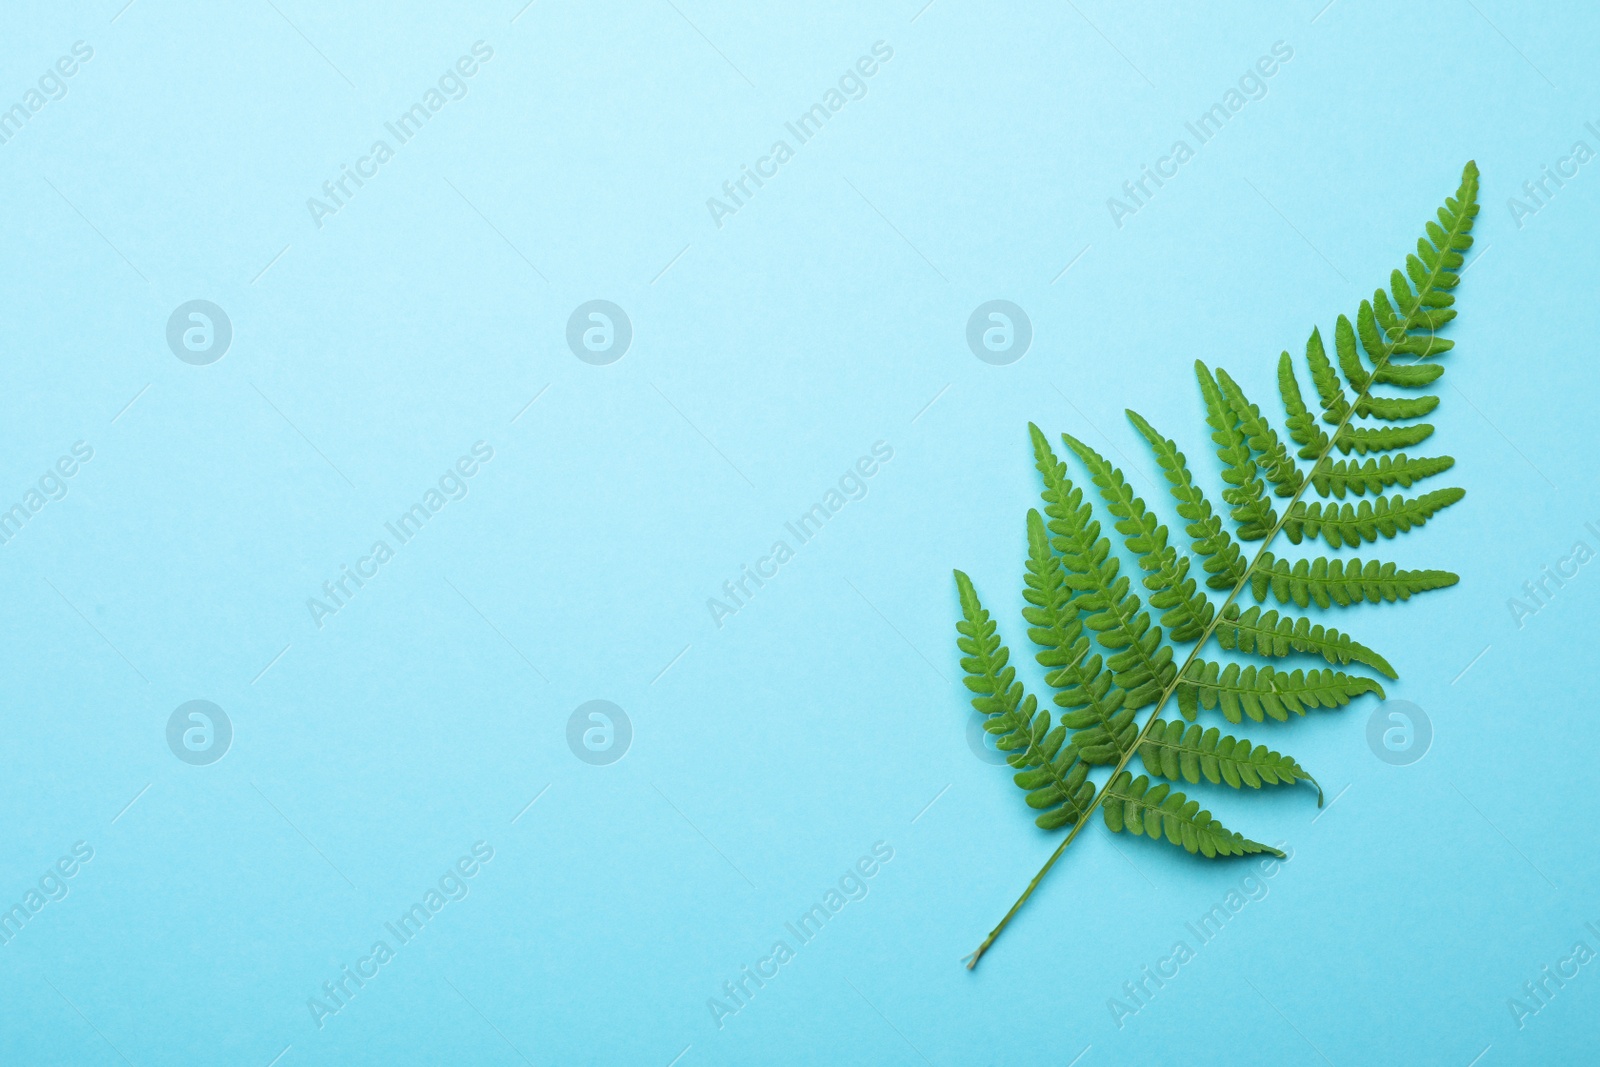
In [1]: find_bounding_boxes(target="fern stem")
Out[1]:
[966,194,1472,968]
[964,804,1098,969]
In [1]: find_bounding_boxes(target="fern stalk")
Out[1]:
[964,163,1478,968]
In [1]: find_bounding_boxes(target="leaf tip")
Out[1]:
[952,569,977,611]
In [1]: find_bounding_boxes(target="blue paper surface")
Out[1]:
[1,2,1596,1063]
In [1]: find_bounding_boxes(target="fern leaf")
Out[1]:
[1215,603,1396,679]
[1176,661,1385,724]
[1373,363,1444,387]
[1334,314,1371,391]
[1127,411,1248,591]
[1337,423,1436,455]
[1138,718,1322,803]
[1371,285,1454,359]
[1101,772,1284,858]
[1215,368,1303,498]
[1312,163,1478,485]
[1283,487,1465,548]
[1304,326,1351,424]
[1278,351,1331,459]
[1059,433,1214,642]
[1357,394,1439,421]
[1287,333,1454,496]
[954,163,1480,970]
[1249,552,1458,608]
[1029,426,1176,709]
[1010,715,1096,831]
[1315,453,1455,498]
[1197,362,1277,539]
[1021,510,1136,763]
[955,569,1095,829]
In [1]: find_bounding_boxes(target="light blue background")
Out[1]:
[1,0,1596,1064]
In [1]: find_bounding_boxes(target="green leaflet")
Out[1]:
[1215,367,1303,499]
[1128,410,1248,592]
[1375,363,1444,387]
[1357,394,1439,421]
[955,569,1095,829]
[1337,423,1436,455]
[1283,487,1465,548]
[1335,314,1369,391]
[1198,363,1277,540]
[1278,351,1329,459]
[1030,426,1176,709]
[1314,453,1455,498]
[1176,660,1385,724]
[953,162,1478,970]
[1305,326,1350,424]
[1021,509,1136,763]
[1249,552,1458,608]
[1138,718,1322,804]
[1061,432,1215,642]
[1102,772,1284,858]
[1214,603,1396,679]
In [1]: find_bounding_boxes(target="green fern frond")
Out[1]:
[1138,718,1322,804]
[1101,772,1284,858]
[955,161,1479,969]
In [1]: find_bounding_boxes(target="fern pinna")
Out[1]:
[954,162,1478,967]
